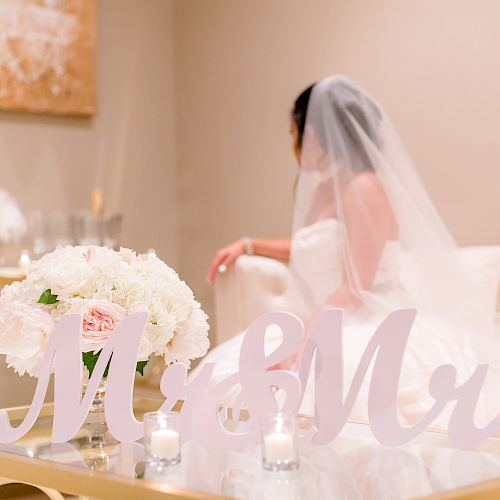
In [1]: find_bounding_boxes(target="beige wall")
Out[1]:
[0,0,178,267]
[175,0,500,322]
[0,0,177,407]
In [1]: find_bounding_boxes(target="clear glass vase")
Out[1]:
[82,376,107,420]
[82,375,108,447]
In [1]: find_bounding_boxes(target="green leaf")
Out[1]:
[82,351,99,377]
[38,289,58,305]
[82,350,112,378]
[104,358,112,378]
[83,351,149,378]
[136,360,149,376]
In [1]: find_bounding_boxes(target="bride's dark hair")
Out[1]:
[291,80,382,172]
[291,84,315,149]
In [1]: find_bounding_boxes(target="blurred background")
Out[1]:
[1,0,499,403]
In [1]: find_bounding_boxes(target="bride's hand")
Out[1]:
[268,350,301,371]
[268,331,308,371]
[207,240,246,284]
[268,314,318,371]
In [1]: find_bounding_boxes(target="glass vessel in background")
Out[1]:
[27,208,123,258]
[49,211,73,248]
[73,211,102,246]
[102,213,123,249]
[0,242,5,266]
[29,211,51,258]
[72,211,123,249]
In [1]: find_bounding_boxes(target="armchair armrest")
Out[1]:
[213,255,305,345]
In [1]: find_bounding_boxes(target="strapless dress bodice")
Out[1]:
[290,218,400,306]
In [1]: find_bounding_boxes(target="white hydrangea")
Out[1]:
[0,245,210,377]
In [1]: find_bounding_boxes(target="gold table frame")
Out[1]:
[0,399,228,500]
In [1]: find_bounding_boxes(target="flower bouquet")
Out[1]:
[0,246,210,378]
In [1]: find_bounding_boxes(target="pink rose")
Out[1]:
[68,299,126,352]
[83,306,120,339]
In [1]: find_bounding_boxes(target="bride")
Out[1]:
[198,75,499,423]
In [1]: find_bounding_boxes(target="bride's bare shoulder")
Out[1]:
[344,172,396,233]
[345,171,386,200]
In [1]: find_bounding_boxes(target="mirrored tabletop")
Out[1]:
[1,399,500,499]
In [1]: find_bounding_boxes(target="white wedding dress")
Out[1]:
[192,219,479,425]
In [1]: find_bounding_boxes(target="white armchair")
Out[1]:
[213,255,306,345]
[213,247,500,346]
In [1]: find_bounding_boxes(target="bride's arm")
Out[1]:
[252,238,291,261]
[208,238,291,284]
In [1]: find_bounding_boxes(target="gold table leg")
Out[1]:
[0,477,65,500]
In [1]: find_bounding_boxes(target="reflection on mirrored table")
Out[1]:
[2,400,500,499]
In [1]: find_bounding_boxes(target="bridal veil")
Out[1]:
[292,75,499,365]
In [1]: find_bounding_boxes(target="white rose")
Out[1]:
[164,303,210,367]
[35,246,89,297]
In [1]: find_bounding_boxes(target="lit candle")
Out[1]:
[146,248,157,260]
[18,250,31,273]
[150,428,180,460]
[263,432,295,463]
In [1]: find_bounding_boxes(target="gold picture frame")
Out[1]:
[0,0,96,117]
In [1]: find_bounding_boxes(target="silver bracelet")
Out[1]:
[242,237,254,255]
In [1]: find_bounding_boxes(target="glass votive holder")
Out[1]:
[260,413,299,471]
[144,411,181,466]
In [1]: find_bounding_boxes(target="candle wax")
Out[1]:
[150,428,180,460]
[264,432,295,462]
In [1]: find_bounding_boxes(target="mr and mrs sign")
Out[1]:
[0,309,497,449]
